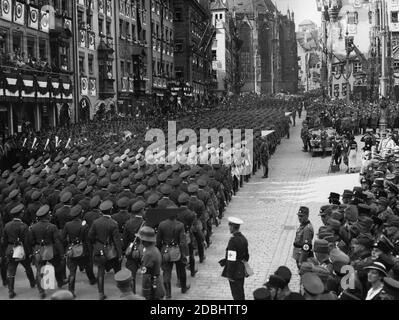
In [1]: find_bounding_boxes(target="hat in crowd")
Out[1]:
[117,197,130,209]
[51,290,75,300]
[374,235,395,254]
[274,266,292,286]
[10,204,24,216]
[298,206,309,216]
[100,200,113,212]
[9,189,19,199]
[60,191,72,203]
[137,226,156,242]
[31,191,42,201]
[329,192,340,200]
[385,216,399,229]
[299,262,314,276]
[147,193,160,205]
[353,233,374,249]
[114,269,132,287]
[253,287,271,300]
[327,218,341,231]
[342,190,353,199]
[90,196,101,208]
[36,205,50,217]
[228,217,243,226]
[178,193,190,205]
[378,197,389,207]
[131,200,145,213]
[70,205,83,218]
[301,273,324,296]
[364,262,388,277]
[358,204,371,216]
[329,248,350,274]
[313,239,329,254]
[265,275,286,290]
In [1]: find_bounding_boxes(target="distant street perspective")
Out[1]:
[1,0,399,302]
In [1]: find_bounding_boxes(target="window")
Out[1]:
[212,50,217,61]
[39,38,47,60]
[392,11,399,23]
[175,66,184,80]
[120,19,124,38]
[394,60,399,72]
[175,7,182,21]
[79,55,85,74]
[127,61,131,75]
[88,54,94,74]
[354,62,362,73]
[347,12,358,24]
[392,32,399,47]
[27,36,36,59]
[99,18,104,35]
[12,32,23,53]
[78,11,84,27]
[106,21,111,36]
[132,24,136,40]
[121,60,125,75]
[174,39,183,52]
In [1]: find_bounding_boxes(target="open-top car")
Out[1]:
[309,127,336,157]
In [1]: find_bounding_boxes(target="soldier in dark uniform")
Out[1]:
[28,205,66,299]
[220,217,249,300]
[188,184,206,263]
[177,193,197,277]
[54,191,72,230]
[123,200,146,294]
[88,200,122,300]
[84,196,102,227]
[156,209,190,299]
[1,204,35,298]
[111,197,131,233]
[293,206,314,270]
[138,226,164,300]
[61,204,96,298]
[260,137,270,178]
[25,190,43,226]
[114,269,145,300]
[157,184,176,209]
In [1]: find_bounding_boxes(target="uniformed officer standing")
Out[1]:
[61,204,96,298]
[1,204,35,299]
[28,205,66,299]
[157,210,190,299]
[293,207,314,269]
[220,217,249,300]
[138,226,164,300]
[88,200,122,300]
[123,200,146,294]
[260,137,270,179]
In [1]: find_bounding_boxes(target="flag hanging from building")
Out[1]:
[40,10,49,33]
[14,1,25,25]
[1,0,12,21]
[137,5,142,34]
[28,6,39,29]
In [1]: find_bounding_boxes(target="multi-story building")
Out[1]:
[297,20,322,92]
[74,0,117,121]
[319,0,373,100]
[210,0,234,96]
[149,0,174,103]
[173,0,215,100]
[232,0,298,95]
[0,0,74,138]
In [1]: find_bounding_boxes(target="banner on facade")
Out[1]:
[89,78,96,97]
[81,77,88,96]
[28,6,39,29]
[1,0,12,21]
[14,1,25,25]
[40,10,49,33]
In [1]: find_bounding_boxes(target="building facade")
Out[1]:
[210,0,234,96]
[0,0,74,138]
[232,0,298,95]
[173,0,215,100]
[297,20,322,92]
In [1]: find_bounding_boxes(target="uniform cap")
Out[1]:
[31,191,42,201]
[9,189,19,199]
[77,181,88,191]
[228,217,243,225]
[131,200,146,213]
[100,200,113,212]
[187,183,199,194]
[298,206,309,216]
[10,204,24,216]
[114,269,132,285]
[301,273,324,295]
[135,184,147,195]
[364,262,388,277]
[70,205,83,217]
[147,193,160,205]
[253,287,271,300]
[147,176,158,187]
[36,205,50,217]
[313,239,329,254]
[84,186,93,195]
[90,195,101,208]
[274,266,292,285]
[117,197,130,209]
[160,184,172,195]
[265,275,286,289]
[344,206,358,222]
[178,193,190,205]
[327,218,341,231]
[60,191,72,203]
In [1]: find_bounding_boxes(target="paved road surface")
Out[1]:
[0,114,361,300]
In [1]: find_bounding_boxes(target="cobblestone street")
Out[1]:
[0,114,361,300]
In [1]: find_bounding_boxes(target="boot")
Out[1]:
[8,277,16,299]
[68,275,76,298]
[26,268,36,288]
[164,282,172,299]
[37,275,46,299]
[132,278,136,295]
[98,275,107,300]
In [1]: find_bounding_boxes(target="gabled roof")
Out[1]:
[211,0,229,11]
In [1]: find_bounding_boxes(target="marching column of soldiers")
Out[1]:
[0,95,292,300]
